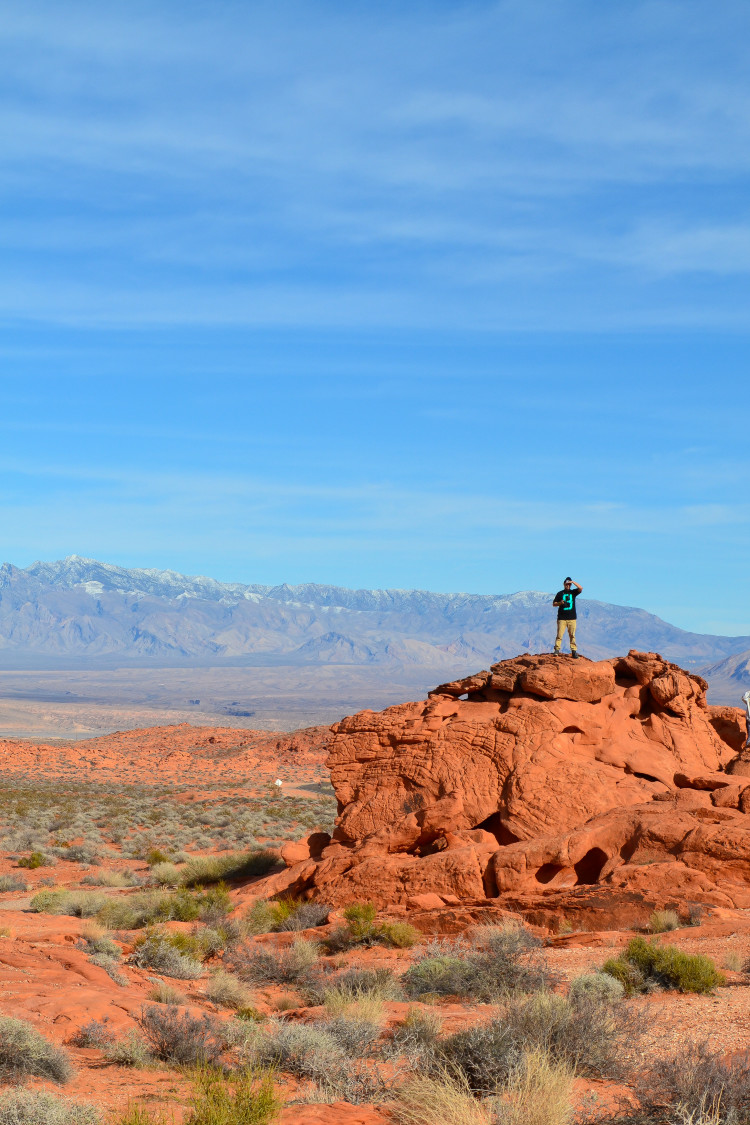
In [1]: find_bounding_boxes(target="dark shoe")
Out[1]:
[572,651,579,659]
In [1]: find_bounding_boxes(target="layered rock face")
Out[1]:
[273,652,750,917]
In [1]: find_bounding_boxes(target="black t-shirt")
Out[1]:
[554,588,580,620]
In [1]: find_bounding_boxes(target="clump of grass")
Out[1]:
[205,969,254,1011]
[184,1067,281,1125]
[0,1014,73,1084]
[0,873,27,892]
[650,909,680,933]
[723,951,743,972]
[137,1005,225,1067]
[29,889,107,917]
[392,1069,491,1125]
[145,848,172,866]
[181,849,279,886]
[81,869,139,888]
[602,937,725,995]
[104,1031,153,1069]
[148,862,182,886]
[500,1048,574,1125]
[149,981,187,1005]
[0,1088,100,1125]
[95,885,231,930]
[386,1007,443,1065]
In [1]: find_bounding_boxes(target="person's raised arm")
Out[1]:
[569,579,583,591]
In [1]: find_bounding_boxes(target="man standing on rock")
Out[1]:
[742,690,750,747]
[553,577,583,657]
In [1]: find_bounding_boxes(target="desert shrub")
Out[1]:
[227,938,319,986]
[206,970,253,1011]
[110,1108,166,1125]
[319,1015,381,1057]
[244,900,292,935]
[149,982,187,1005]
[386,1007,442,1064]
[148,862,181,886]
[569,972,625,1004]
[276,901,331,932]
[498,1048,574,1125]
[137,1005,224,1066]
[723,951,744,972]
[89,952,128,986]
[96,886,231,931]
[61,845,100,865]
[81,869,139,888]
[0,874,27,892]
[650,909,680,933]
[437,991,629,1093]
[71,1019,116,1049]
[0,1014,73,1084]
[131,932,204,979]
[17,851,47,869]
[181,849,279,886]
[80,923,121,959]
[103,1031,153,1068]
[29,889,107,918]
[437,1019,520,1094]
[403,924,552,1002]
[392,1070,491,1125]
[636,1042,750,1124]
[0,1089,100,1125]
[145,849,171,867]
[687,902,705,927]
[602,937,725,995]
[255,1020,345,1083]
[184,1067,281,1125]
[379,920,421,948]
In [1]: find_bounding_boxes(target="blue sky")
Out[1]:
[1,1,749,634]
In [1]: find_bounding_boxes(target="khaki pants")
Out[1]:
[554,619,577,653]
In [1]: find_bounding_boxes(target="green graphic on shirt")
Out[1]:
[562,593,573,611]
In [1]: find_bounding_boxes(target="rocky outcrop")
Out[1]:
[261,652,750,917]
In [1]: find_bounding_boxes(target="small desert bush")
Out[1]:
[0,873,27,892]
[392,1069,491,1125]
[723,950,743,972]
[0,1088,100,1125]
[0,1014,73,1083]
[132,932,204,979]
[80,922,121,958]
[29,889,106,917]
[97,886,231,930]
[650,909,680,933]
[148,862,182,886]
[149,981,187,1005]
[255,1020,345,1084]
[17,851,47,869]
[319,1015,382,1057]
[181,849,279,886]
[227,938,319,986]
[436,991,630,1093]
[104,1031,153,1068]
[60,844,100,865]
[184,1066,281,1125]
[403,924,553,1001]
[602,937,725,995]
[71,1019,116,1049]
[499,1048,574,1125]
[568,972,625,1004]
[137,1005,225,1067]
[636,1042,750,1124]
[206,969,253,1010]
[81,869,138,888]
[145,848,171,867]
[386,1007,443,1065]
[326,901,420,951]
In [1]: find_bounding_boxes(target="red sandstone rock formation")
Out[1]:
[264,652,750,917]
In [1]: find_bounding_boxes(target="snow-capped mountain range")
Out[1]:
[0,557,747,692]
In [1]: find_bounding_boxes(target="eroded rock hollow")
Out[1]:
[269,651,750,924]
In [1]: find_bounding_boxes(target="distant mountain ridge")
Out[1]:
[0,558,747,700]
